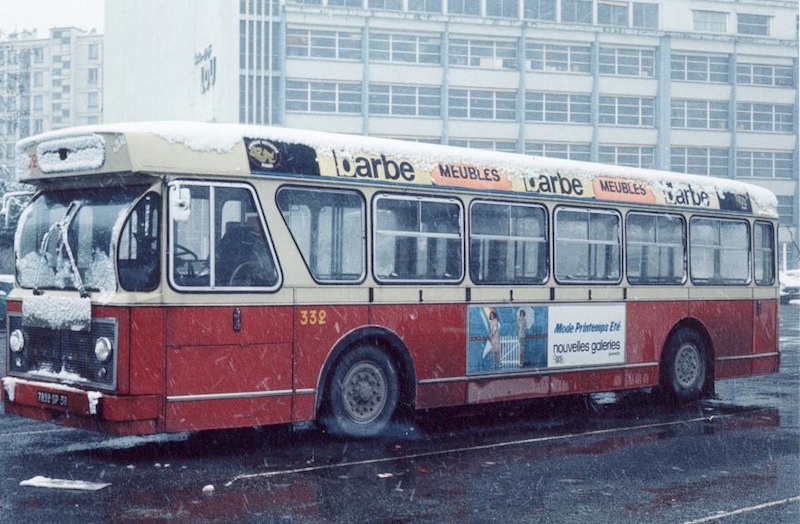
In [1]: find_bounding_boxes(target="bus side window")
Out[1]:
[119,192,161,292]
[754,221,775,286]
[690,217,750,285]
[214,187,278,288]
[626,212,685,285]
[374,195,463,283]
[555,207,621,283]
[276,187,366,283]
[169,182,279,290]
[470,201,548,285]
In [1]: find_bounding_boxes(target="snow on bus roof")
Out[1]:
[16,121,778,218]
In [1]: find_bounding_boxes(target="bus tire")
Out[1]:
[660,328,707,404]
[323,345,399,438]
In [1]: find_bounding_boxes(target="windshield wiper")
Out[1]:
[33,200,88,297]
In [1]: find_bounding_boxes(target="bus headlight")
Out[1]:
[94,337,113,362]
[9,330,25,353]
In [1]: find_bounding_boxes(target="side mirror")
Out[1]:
[169,185,191,222]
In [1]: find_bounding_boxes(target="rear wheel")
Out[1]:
[660,328,708,404]
[323,345,399,438]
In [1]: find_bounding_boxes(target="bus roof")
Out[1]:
[16,121,778,219]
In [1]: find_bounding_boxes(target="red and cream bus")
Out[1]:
[2,122,779,437]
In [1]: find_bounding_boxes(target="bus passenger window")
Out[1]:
[754,222,775,286]
[374,195,463,283]
[214,186,278,288]
[277,187,366,283]
[690,217,750,285]
[626,213,685,285]
[555,208,621,283]
[470,201,547,285]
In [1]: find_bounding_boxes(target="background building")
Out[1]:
[90,1,800,269]
[0,27,103,179]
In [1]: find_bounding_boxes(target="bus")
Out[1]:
[2,122,779,437]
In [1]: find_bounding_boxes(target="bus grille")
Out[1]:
[7,314,118,390]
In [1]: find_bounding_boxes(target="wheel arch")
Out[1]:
[315,326,417,418]
[662,317,715,396]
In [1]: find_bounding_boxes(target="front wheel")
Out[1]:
[660,328,708,404]
[323,346,399,438]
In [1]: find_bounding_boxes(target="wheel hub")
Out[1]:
[342,362,387,423]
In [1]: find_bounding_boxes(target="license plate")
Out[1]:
[37,391,68,408]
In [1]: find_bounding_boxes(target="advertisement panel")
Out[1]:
[467,304,626,374]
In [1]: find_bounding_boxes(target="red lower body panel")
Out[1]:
[2,377,160,435]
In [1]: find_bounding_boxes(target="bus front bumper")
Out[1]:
[2,376,161,435]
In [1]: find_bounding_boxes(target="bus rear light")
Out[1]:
[9,330,25,353]
[94,337,113,363]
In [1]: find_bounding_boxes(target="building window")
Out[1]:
[599,145,655,168]
[736,151,794,179]
[370,84,441,116]
[487,0,518,18]
[632,2,658,29]
[328,0,363,7]
[671,54,730,83]
[671,147,729,177]
[597,1,628,27]
[88,92,99,109]
[736,103,794,133]
[598,47,655,77]
[88,43,99,60]
[526,42,591,73]
[450,139,518,152]
[523,0,556,21]
[32,47,44,63]
[370,32,441,65]
[408,0,442,13]
[448,0,480,15]
[526,92,591,123]
[599,96,655,127]
[737,13,770,36]
[777,196,796,226]
[736,62,794,87]
[562,0,592,24]
[449,89,517,120]
[33,71,43,87]
[693,10,727,33]
[88,68,99,85]
[286,80,362,113]
[670,99,729,130]
[449,39,518,68]
[368,0,403,10]
[526,142,591,161]
[286,29,361,60]
[33,95,43,112]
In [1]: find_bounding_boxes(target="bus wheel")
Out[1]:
[660,328,707,404]
[323,346,399,438]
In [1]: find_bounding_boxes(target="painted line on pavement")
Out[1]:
[682,495,800,524]
[226,410,764,486]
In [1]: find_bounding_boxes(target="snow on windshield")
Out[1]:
[16,187,145,295]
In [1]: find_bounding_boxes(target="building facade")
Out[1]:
[0,27,104,179]
[112,0,800,269]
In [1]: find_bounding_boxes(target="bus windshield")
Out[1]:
[16,186,157,294]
